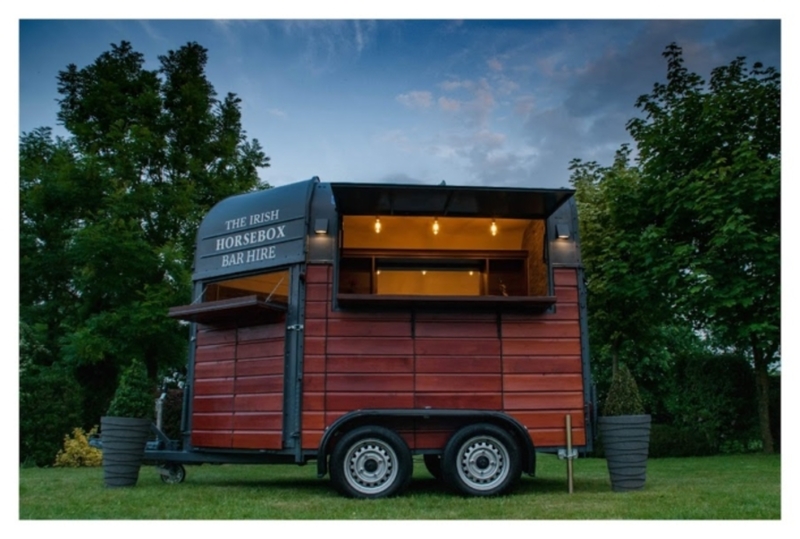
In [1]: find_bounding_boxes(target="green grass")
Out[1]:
[19,453,780,519]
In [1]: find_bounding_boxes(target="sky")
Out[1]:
[17,14,783,190]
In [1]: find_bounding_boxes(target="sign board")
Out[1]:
[193,179,316,280]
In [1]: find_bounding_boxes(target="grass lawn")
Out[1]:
[18,453,780,520]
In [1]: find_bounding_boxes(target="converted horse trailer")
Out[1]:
[146,177,594,498]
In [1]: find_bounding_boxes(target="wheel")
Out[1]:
[329,426,413,499]
[423,454,443,480]
[158,463,186,484]
[442,423,521,496]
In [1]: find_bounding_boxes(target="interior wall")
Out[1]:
[522,221,548,296]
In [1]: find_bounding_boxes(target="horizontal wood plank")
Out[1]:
[415,356,501,374]
[326,392,414,411]
[502,374,584,392]
[306,264,332,284]
[235,357,284,377]
[302,392,325,411]
[415,393,502,409]
[503,356,583,374]
[503,392,584,410]
[195,344,236,363]
[302,431,324,449]
[414,321,498,339]
[231,431,282,449]
[303,355,326,373]
[235,374,283,395]
[192,396,234,413]
[326,319,412,338]
[530,428,586,447]
[501,321,580,339]
[327,337,414,356]
[196,328,237,346]
[325,355,414,373]
[192,413,233,430]
[502,338,581,356]
[553,268,578,287]
[555,286,579,303]
[191,431,232,448]
[306,283,330,302]
[326,374,415,392]
[233,412,283,431]
[234,393,283,412]
[415,374,502,393]
[193,379,234,396]
[510,411,586,430]
[194,360,234,379]
[415,338,501,357]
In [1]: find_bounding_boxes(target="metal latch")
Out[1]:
[558,448,578,460]
[287,324,304,331]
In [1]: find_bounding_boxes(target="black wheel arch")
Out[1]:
[316,409,536,478]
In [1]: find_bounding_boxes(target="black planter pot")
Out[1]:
[100,416,152,488]
[598,414,651,492]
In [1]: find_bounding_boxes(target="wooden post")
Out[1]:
[566,414,574,494]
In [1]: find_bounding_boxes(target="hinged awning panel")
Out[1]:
[330,183,574,219]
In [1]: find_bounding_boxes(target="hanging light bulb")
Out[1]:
[490,219,498,236]
[432,218,440,235]
[374,217,381,233]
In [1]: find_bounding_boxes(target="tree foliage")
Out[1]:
[573,43,780,453]
[627,43,780,452]
[19,41,270,462]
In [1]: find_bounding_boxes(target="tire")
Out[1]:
[158,463,186,484]
[423,454,443,480]
[329,426,413,499]
[442,423,521,496]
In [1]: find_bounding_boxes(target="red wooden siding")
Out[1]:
[300,264,588,451]
[191,321,286,450]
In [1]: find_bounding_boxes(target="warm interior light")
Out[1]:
[432,218,439,235]
[490,220,498,236]
[376,269,381,275]
[422,270,427,275]
[374,217,382,234]
[469,270,474,276]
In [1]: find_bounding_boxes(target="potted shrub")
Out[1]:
[597,363,652,492]
[101,358,155,487]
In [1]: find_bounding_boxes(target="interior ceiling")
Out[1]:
[342,216,534,251]
[354,216,531,237]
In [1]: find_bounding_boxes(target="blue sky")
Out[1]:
[17,15,783,190]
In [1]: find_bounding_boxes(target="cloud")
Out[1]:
[439,79,473,92]
[267,109,287,118]
[487,57,503,72]
[438,96,461,112]
[396,91,433,110]
[280,20,378,74]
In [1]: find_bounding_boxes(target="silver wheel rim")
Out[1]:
[343,437,399,495]
[456,434,510,491]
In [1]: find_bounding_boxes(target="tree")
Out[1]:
[626,43,780,452]
[570,148,678,413]
[19,41,270,456]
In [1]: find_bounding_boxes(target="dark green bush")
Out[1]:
[665,352,758,454]
[107,358,154,418]
[649,423,716,458]
[602,363,645,416]
[20,364,83,467]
